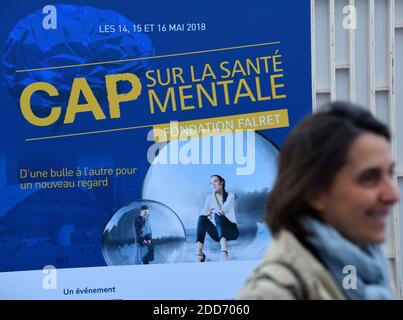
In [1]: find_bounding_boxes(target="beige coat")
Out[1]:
[237,230,346,300]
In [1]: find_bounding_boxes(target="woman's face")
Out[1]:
[210,176,223,191]
[310,132,399,245]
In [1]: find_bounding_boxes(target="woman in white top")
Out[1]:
[196,175,239,262]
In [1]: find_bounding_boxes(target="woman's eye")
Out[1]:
[361,175,376,183]
[358,170,379,185]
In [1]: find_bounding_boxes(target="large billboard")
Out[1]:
[0,0,312,299]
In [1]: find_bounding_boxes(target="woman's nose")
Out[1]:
[381,177,400,204]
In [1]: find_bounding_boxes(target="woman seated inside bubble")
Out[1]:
[196,175,239,262]
[237,102,399,300]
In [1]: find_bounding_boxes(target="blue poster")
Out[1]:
[0,0,312,299]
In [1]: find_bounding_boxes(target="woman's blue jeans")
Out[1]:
[196,214,239,243]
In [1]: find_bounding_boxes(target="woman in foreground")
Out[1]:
[237,102,399,300]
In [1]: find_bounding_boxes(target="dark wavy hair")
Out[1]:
[266,101,391,238]
[211,175,228,203]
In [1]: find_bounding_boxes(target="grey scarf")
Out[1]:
[301,216,393,300]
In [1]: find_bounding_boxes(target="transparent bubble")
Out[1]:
[102,200,186,265]
[142,132,278,261]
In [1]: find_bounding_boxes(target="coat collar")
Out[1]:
[263,229,346,299]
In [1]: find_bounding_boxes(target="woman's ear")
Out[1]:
[308,192,327,213]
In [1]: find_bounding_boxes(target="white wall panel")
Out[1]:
[374,0,389,88]
[336,69,350,100]
[315,0,331,90]
[396,0,403,25]
[396,29,403,171]
[375,91,389,125]
[355,0,370,107]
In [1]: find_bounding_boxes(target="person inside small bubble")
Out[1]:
[134,205,154,265]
